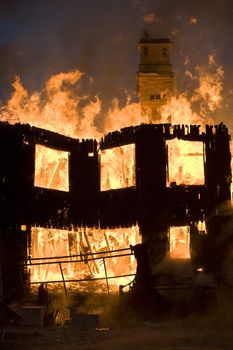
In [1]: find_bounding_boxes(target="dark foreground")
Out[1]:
[1,322,233,350]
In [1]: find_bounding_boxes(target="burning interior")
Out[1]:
[100,144,136,191]
[29,225,140,292]
[0,121,231,321]
[169,226,190,259]
[34,144,69,192]
[167,139,204,186]
[0,31,232,327]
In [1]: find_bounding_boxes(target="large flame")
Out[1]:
[0,51,229,282]
[167,139,204,186]
[160,53,224,125]
[101,144,136,191]
[0,52,224,137]
[29,225,140,291]
[35,144,69,191]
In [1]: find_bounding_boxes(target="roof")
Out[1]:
[138,38,172,44]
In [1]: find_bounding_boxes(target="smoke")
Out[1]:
[0,0,232,130]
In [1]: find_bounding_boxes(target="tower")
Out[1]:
[137,32,175,121]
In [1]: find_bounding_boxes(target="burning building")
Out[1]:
[0,34,232,318]
[0,121,231,298]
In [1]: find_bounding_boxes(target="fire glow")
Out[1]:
[34,144,69,192]
[169,226,190,259]
[0,43,228,291]
[29,225,140,291]
[101,144,136,191]
[167,139,204,186]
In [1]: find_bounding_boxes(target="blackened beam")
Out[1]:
[26,247,132,262]
[27,273,136,285]
[23,252,133,266]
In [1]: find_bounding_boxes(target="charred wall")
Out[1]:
[0,121,231,298]
[0,122,99,298]
[0,122,99,228]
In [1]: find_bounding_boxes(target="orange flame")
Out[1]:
[101,144,136,191]
[35,144,69,191]
[169,226,190,259]
[0,53,229,275]
[167,139,204,186]
[30,225,140,291]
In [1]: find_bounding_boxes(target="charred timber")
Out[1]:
[0,121,232,299]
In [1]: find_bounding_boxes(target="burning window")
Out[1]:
[169,226,190,259]
[197,220,207,234]
[29,225,140,291]
[100,144,136,191]
[167,139,204,186]
[34,144,69,192]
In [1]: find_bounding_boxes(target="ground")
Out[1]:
[1,322,233,350]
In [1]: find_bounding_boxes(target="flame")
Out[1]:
[3,71,101,139]
[0,53,229,279]
[29,225,140,291]
[101,144,136,191]
[160,93,203,125]
[161,53,225,190]
[0,52,224,137]
[1,73,145,138]
[197,220,207,234]
[160,52,224,125]
[169,226,190,259]
[35,144,69,191]
[167,139,204,186]
[194,55,224,113]
[103,96,146,134]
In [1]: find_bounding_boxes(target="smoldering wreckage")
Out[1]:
[0,34,233,333]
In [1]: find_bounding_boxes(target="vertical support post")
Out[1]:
[216,284,221,322]
[59,262,68,299]
[17,265,26,297]
[193,287,198,323]
[83,228,99,273]
[0,264,3,299]
[103,258,109,294]
[104,233,111,254]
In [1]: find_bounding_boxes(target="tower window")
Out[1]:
[143,47,148,57]
[150,94,155,100]
[156,94,161,100]
[162,48,167,56]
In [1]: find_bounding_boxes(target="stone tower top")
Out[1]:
[138,33,173,75]
[137,32,175,121]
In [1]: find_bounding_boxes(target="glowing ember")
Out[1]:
[34,144,69,191]
[29,225,140,291]
[101,144,136,191]
[167,139,204,186]
[169,226,190,259]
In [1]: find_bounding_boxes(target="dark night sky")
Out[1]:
[0,0,232,127]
